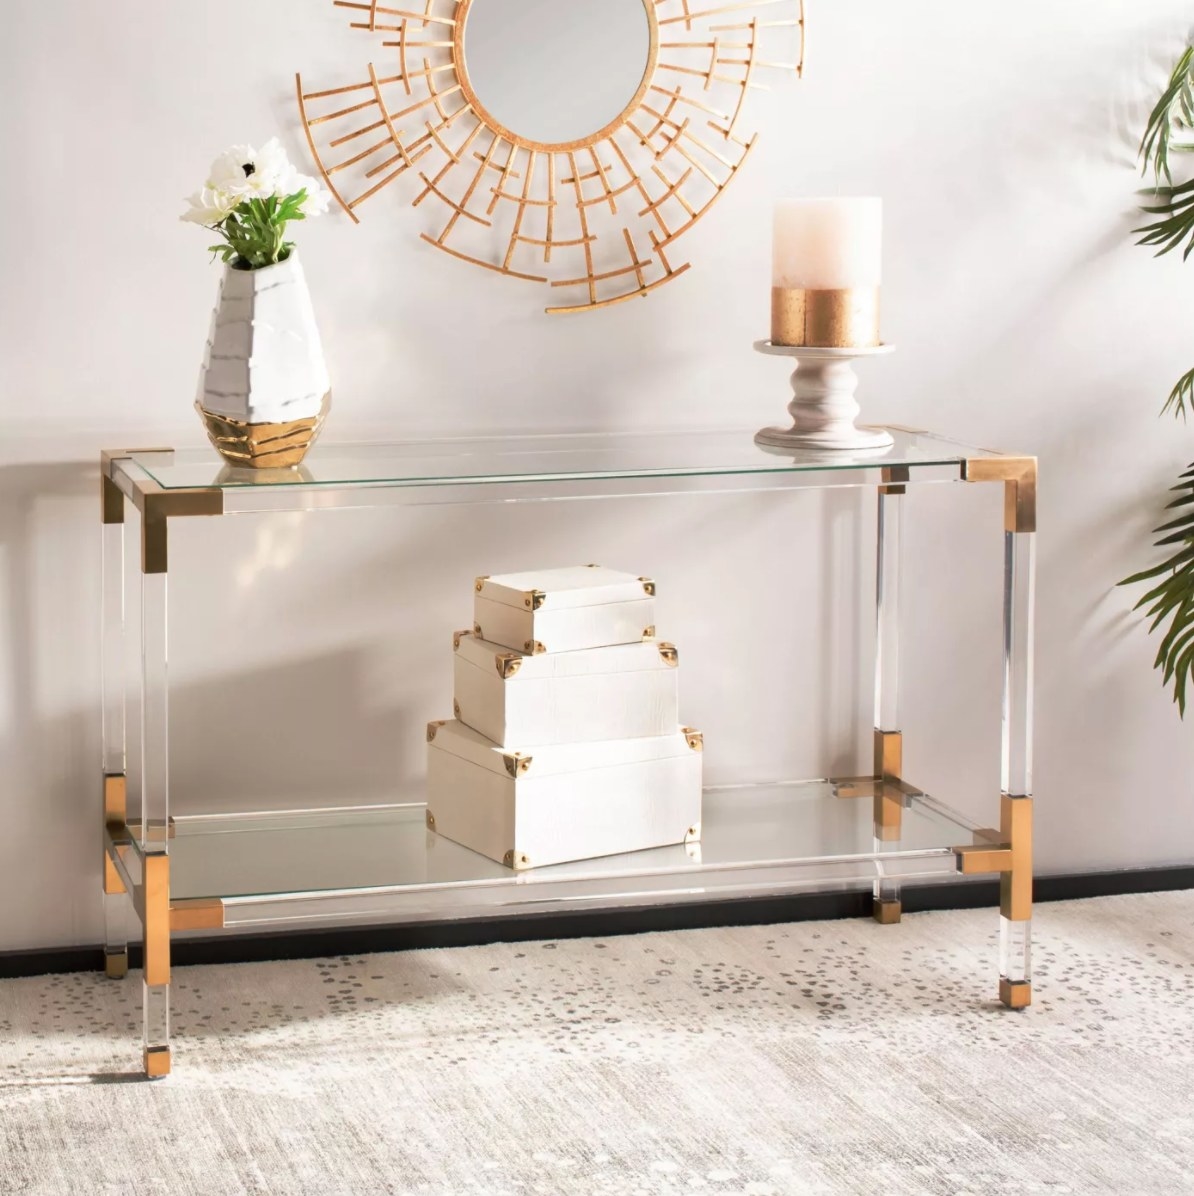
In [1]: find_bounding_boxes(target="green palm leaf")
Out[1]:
[1141,45,1194,184]
[1122,454,1194,715]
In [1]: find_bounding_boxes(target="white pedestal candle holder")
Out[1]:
[754,341,895,452]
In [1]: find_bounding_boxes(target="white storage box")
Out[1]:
[426,718,703,869]
[474,565,655,655]
[453,630,680,747]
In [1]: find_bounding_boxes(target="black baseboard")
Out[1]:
[4,865,1192,981]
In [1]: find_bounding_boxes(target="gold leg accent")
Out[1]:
[873,730,903,841]
[1000,979,1031,1010]
[952,796,1032,1009]
[101,473,125,525]
[999,793,1033,1009]
[1000,794,1033,922]
[103,774,127,895]
[104,950,129,979]
[872,897,901,924]
[144,1046,171,1079]
[874,729,902,777]
[141,852,170,988]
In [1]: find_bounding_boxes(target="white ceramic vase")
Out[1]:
[196,251,331,469]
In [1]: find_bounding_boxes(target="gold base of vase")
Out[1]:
[196,395,330,469]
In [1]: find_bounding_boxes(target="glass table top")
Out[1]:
[124,427,1003,492]
[167,781,982,907]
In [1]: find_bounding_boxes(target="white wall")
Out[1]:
[4,1,1194,951]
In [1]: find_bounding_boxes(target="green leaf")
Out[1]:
[1123,455,1194,714]
[1141,45,1194,183]
[1161,366,1194,421]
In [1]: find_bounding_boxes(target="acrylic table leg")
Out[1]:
[142,848,171,1077]
[102,778,129,979]
[873,480,905,922]
[100,476,129,977]
[138,510,171,1071]
[139,568,169,850]
[999,526,1036,1008]
[872,864,902,924]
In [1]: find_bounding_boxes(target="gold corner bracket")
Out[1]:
[139,485,225,575]
[101,449,224,574]
[964,456,1037,535]
[880,465,910,497]
[952,794,1033,921]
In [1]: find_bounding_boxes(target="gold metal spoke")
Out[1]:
[298,0,803,313]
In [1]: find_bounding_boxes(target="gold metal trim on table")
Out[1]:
[104,816,228,933]
[880,465,910,497]
[872,729,904,842]
[964,456,1038,535]
[144,1046,171,1079]
[952,793,1034,1008]
[103,774,127,896]
[140,851,170,988]
[1000,979,1031,1010]
[102,450,225,574]
[169,899,226,932]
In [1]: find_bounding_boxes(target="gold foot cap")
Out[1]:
[1000,979,1032,1010]
[104,949,128,980]
[872,897,902,925]
[144,1046,171,1078]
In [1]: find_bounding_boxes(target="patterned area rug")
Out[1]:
[3,892,1194,1195]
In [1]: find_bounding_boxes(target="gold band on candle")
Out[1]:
[770,287,881,348]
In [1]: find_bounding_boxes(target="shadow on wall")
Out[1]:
[169,646,420,814]
[0,461,101,944]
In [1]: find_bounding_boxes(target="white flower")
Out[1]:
[180,186,239,226]
[295,174,331,216]
[199,138,329,215]
[207,138,295,199]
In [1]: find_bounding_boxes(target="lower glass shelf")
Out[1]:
[165,780,985,929]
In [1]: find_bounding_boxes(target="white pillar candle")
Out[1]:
[773,198,882,289]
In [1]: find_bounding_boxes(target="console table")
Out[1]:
[99,428,1036,1077]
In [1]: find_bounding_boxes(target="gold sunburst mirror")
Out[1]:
[297,0,806,314]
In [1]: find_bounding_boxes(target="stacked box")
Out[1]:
[426,565,703,870]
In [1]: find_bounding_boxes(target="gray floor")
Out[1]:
[3,891,1193,1195]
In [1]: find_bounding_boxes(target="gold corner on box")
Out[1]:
[195,393,330,470]
[682,727,704,751]
[503,850,532,870]
[658,642,679,667]
[426,810,436,831]
[495,653,522,679]
[427,720,446,742]
[502,752,533,778]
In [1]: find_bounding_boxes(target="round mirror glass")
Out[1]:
[460,0,654,150]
